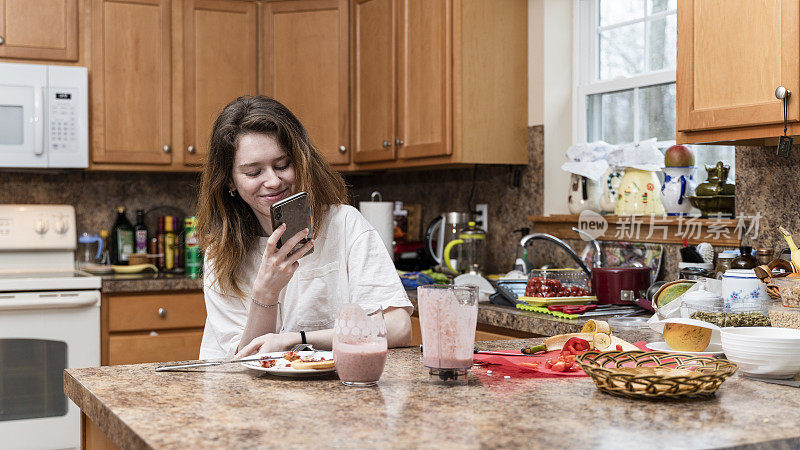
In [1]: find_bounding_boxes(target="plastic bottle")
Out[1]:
[134,209,148,254]
[184,217,202,279]
[111,207,134,265]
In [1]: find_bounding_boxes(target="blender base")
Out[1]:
[428,368,469,385]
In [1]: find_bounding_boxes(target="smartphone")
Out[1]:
[269,191,313,257]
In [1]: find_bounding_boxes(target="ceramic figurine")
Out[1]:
[696,161,735,196]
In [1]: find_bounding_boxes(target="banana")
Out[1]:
[778,226,800,272]
[581,319,611,334]
[592,332,612,351]
[112,264,158,274]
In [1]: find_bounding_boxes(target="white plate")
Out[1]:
[646,341,724,356]
[241,350,336,377]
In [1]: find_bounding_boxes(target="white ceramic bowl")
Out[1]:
[722,326,800,343]
[721,327,800,378]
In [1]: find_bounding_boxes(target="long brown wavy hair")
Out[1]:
[197,96,348,297]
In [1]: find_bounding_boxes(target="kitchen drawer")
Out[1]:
[107,329,204,365]
[107,292,206,332]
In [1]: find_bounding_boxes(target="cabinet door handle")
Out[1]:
[395,139,404,146]
[157,307,167,318]
[0,36,5,45]
[187,145,196,154]
[382,140,391,148]
[163,145,171,153]
[776,86,791,100]
[338,145,346,154]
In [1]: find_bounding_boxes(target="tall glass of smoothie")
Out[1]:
[417,285,478,384]
[332,303,388,386]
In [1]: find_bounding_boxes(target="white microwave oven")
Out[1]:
[0,62,88,168]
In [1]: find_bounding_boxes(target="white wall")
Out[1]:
[529,0,574,215]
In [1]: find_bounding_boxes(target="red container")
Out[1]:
[591,267,651,305]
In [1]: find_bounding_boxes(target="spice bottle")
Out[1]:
[156,216,165,270]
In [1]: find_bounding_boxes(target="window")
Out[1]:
[575,0,734,182]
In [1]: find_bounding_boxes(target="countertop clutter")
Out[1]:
[65,330,800,449]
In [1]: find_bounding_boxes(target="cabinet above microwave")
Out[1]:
[0,62,88,169]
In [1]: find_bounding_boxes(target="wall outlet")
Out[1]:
[474,204,488,232]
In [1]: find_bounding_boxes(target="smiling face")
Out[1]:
[230,132,296,234]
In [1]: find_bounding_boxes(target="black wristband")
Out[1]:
[300,330,307,345]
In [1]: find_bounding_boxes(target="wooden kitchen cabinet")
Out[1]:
[91,0,257,170]
[677,0,800,145]
[101,290,206,365]
[0,0,78,61]
[349,0,527,171]
[91,0,172,166]
[261,0,350,166]
[183,0,257,166]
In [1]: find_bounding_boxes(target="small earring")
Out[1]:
[228,188,236,197]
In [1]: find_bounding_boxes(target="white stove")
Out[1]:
[0,204,101,449]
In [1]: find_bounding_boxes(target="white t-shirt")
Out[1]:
[199,204,413,359]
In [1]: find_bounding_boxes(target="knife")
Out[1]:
[743,375,800,388]
[155,355,282,372]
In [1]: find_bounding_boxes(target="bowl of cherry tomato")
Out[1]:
[525,268,591,298]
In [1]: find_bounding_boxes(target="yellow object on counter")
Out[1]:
[111,264,158,274]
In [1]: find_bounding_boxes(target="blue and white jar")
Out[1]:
[721,269,770,313]
[661,166,697,216]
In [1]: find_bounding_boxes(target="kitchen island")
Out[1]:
[65,333,800,449]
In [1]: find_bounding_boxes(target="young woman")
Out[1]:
[196,96,412,359]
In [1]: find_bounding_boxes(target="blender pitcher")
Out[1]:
[417,284,478,384]
[442,221,486,275]
[76,232,104,270]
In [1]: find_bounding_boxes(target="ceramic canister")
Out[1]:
[661,166,697,216]
[614,168,666,215]
[721,269,770,312]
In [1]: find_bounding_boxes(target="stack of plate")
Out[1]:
[720,327,800,379]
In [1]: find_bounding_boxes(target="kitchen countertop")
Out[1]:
[65,331,800,449]
[99,272,203,293]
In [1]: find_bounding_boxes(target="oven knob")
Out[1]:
[35,219,49,235]
[54,219,69,235]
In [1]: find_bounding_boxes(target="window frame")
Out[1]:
[573,0,677,146]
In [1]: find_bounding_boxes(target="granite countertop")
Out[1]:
[100,273,203,293]
[65,333,800,449]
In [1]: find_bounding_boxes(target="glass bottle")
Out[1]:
[111,207,134,265]
[134,209,148,254]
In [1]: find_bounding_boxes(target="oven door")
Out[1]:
[0,64,46,168]
[0,290,100,450]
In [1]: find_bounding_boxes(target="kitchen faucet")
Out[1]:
[519,228,603,277]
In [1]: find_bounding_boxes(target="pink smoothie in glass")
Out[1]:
[418,288,478,369]
[333,340,388,383]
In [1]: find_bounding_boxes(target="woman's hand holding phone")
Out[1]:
[251,223,314,303]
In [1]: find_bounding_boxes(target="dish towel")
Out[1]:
[473,341,650,379]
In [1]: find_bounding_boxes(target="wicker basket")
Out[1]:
[576,350,738,400]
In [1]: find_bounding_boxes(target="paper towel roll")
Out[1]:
[359,201,394,257]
